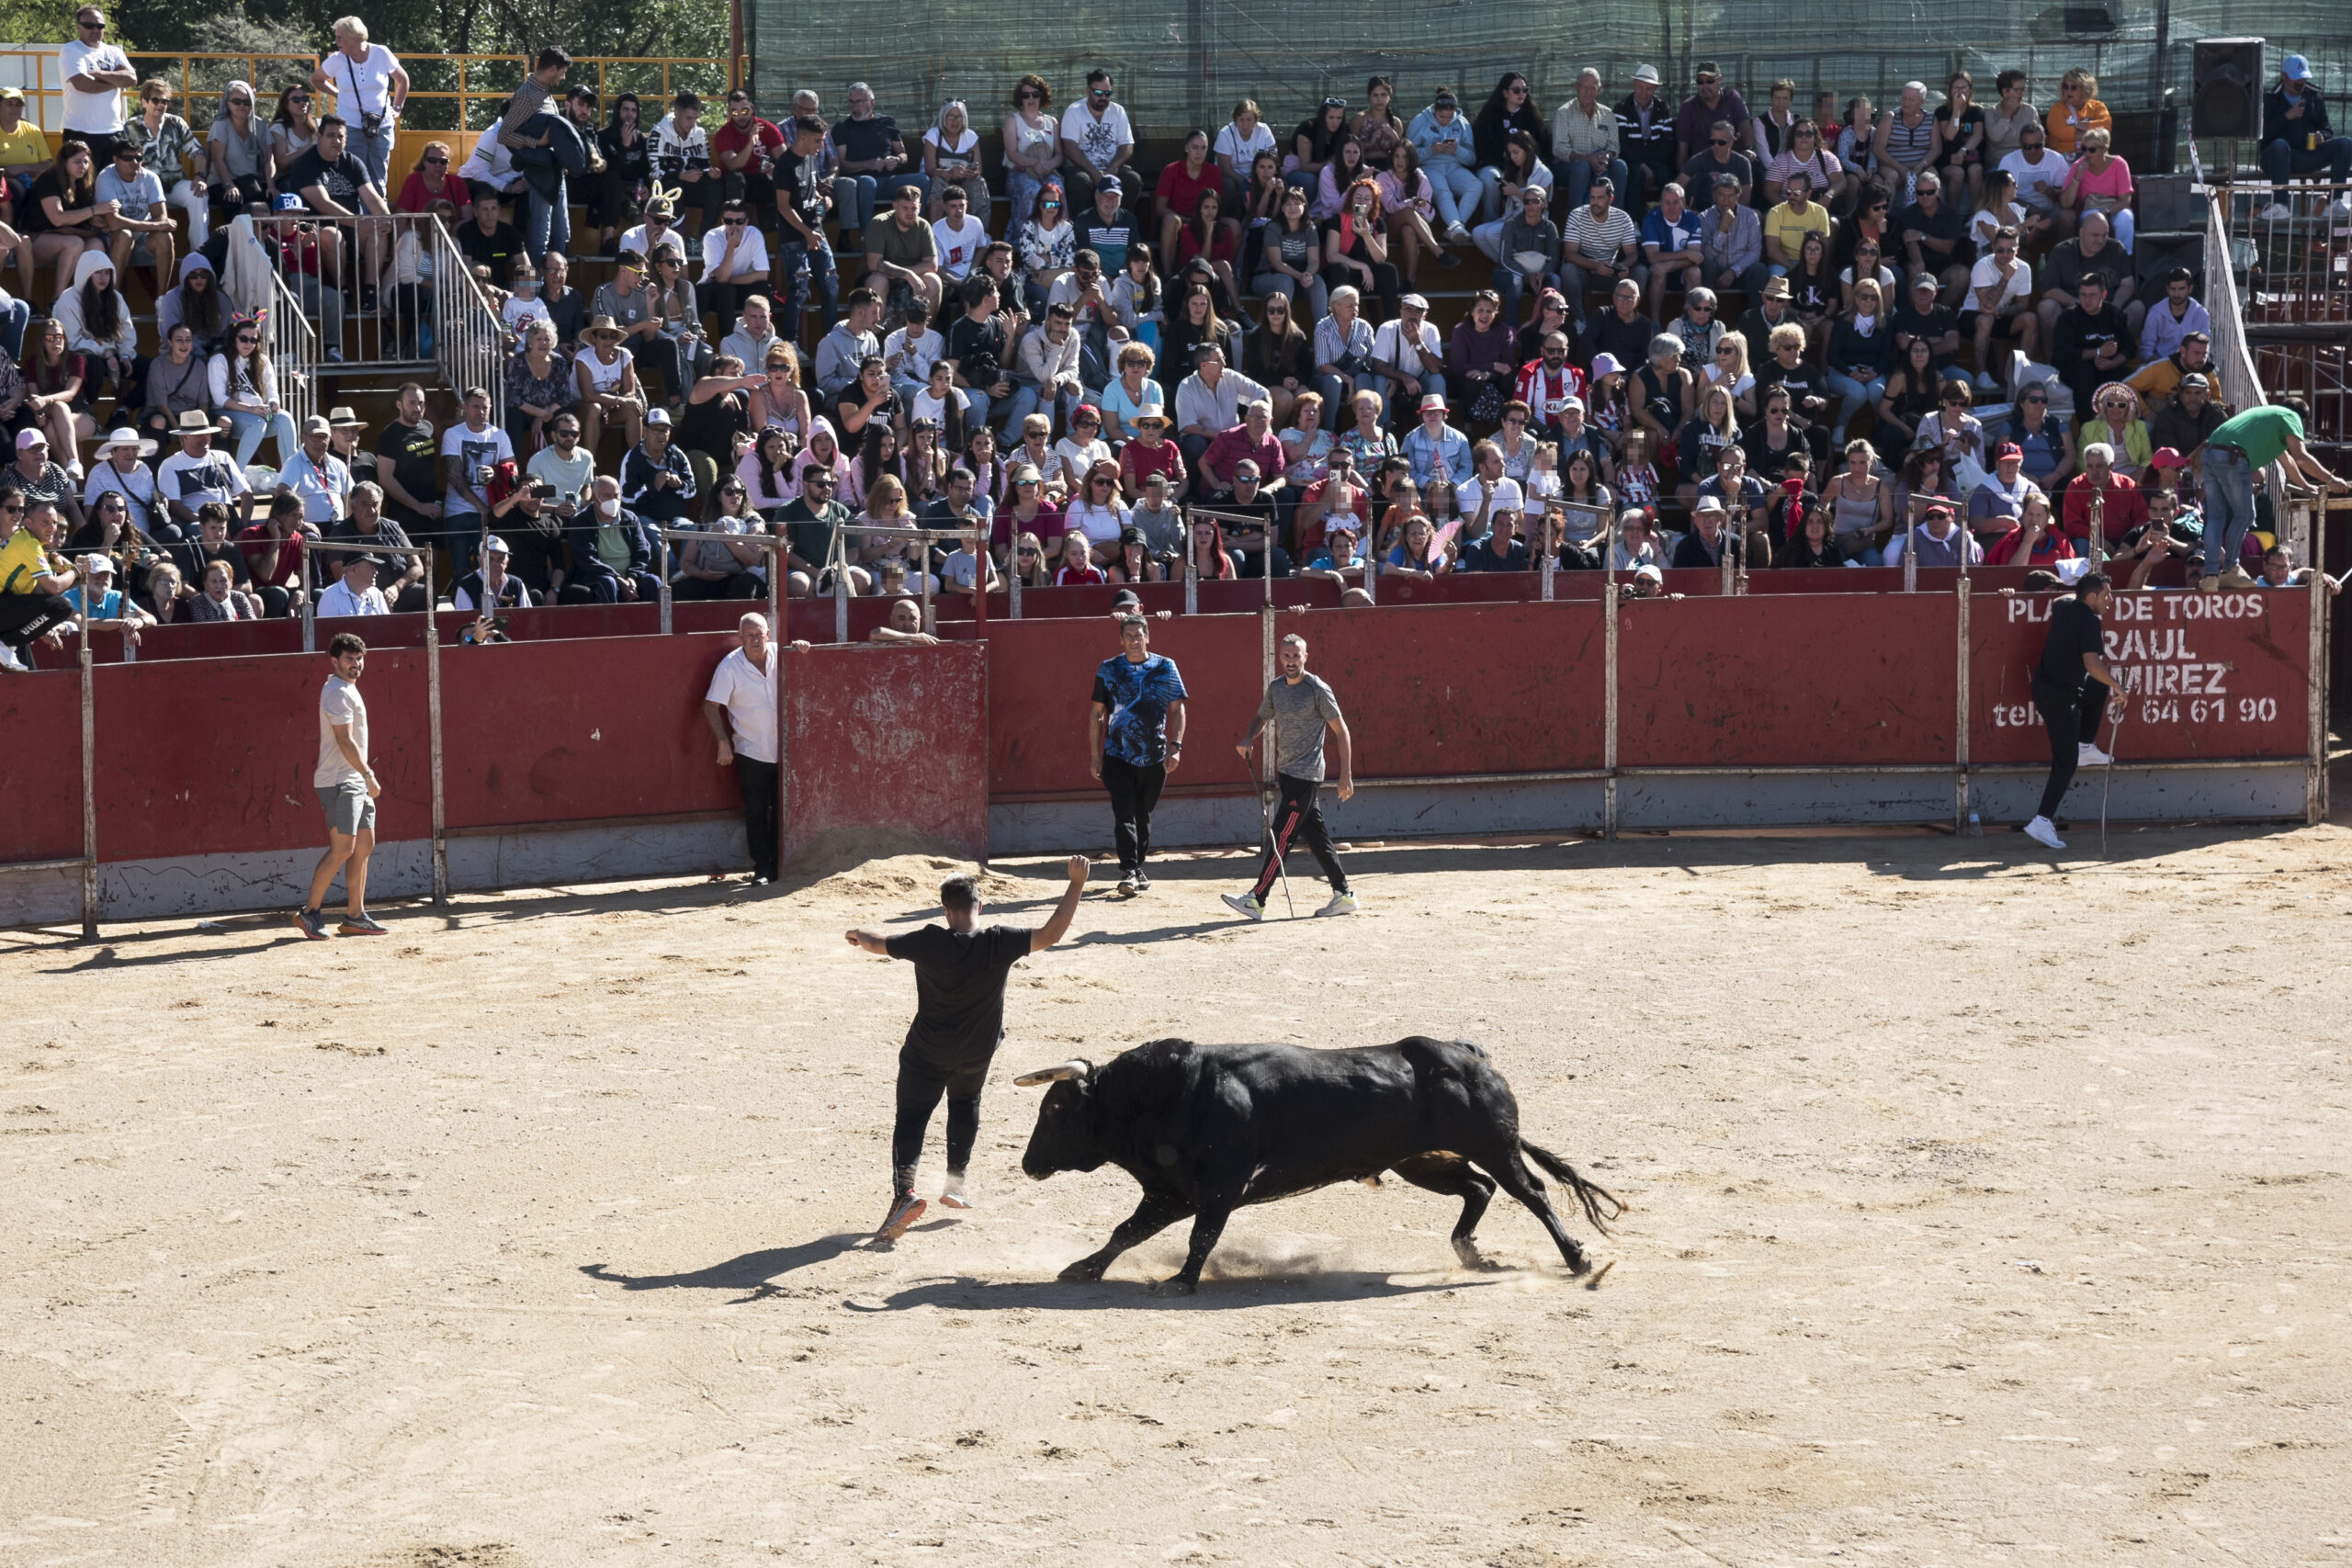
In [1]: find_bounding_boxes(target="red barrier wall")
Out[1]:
[93,650,433,861]
[788,642,987,853]
[1970,589,2312,764]
[0,671,86,862]
[1617,592,1961,768]
[985,615,1264,798]
[1295,603,1607,775]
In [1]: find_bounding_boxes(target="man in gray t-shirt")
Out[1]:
[295,631,389,941]
[1224,631,1359,920]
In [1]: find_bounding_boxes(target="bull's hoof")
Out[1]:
[1058,1258,1107,1282]
[1150,1275,1198,1296]
[1564,1251,1591,1279]
[1453,1245,1508,1273]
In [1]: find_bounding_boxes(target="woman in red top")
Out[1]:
[1155,130,1224,275]
[396,141,472,212]
[1172,187,1242,312]
[236,493,319,617]
[1117,412,1185,500]
[1050,528,1105,585]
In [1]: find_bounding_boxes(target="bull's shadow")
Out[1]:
[846,1270,1515,1312]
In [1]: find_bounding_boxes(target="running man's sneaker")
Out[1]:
[339,912,390,936]
[292,907,333,941]
[940,1173,975,1211]
[2023,816,2067,850]
[1135,870,1151,892]
[876,1191,927,1243]
[1221,891,1266,921]
[1315,889,1360,918]
[1116,872,1138,897]
[2076,742,2113,766]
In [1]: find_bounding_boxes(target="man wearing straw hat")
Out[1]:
[83,426,158,533]
[156,410,253,529]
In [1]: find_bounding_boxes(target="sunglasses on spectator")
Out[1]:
[1711,137,1731,148]
[1092,87,1114,99]
[1503,413,1526,424]
[805,476,834,487]
[725,217,746,227]
[228,96,252,107]
[1017,547,1039,557]
[235,333,258,344]
[2021,393,2047,403]
[424,153,448,164]
[720,487,747,498]
[290,94,311,104]
[555,426,580,438]
[1019,90,1040,101]
[1690,303,1713,313]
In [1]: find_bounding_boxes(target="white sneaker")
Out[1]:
[940,1174,975,1211]
[0,644,25,672]
[1116,872,1138,897]
[2077,742,2113,766]
[1445,221,1472,243]
[1221,891,1266,921]
[876,1191,926,1244]
[2023,816,2067,850]
[1315,890,1359,917]
[1973,369,1998,392]
[2260,202,2295,222]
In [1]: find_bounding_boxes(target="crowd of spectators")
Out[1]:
[2,20,2344,660]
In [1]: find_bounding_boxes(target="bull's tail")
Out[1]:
[1521,1139,1626,1235]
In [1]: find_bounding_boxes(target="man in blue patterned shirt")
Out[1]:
[1089,615,1187,896]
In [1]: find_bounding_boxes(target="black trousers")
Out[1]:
[2032,677,2109,820]
[735,756,779,878]
[0,590,74,651]
[892,1043,989,1193]
[1101,753,1166,873]
[1252,772,1349,899]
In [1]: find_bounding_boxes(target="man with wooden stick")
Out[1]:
[1224,631,1358,920]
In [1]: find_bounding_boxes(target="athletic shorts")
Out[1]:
[317,780,377,837]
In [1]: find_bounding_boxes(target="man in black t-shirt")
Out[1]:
[374,383,446,540]
[1895,173,1968,305]
[279,116,390,297]
[2024,571,2122,851]
[458,188,524,287]
[846,857,1091,1242]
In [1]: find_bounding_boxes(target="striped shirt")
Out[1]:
[1561,204,1638,265]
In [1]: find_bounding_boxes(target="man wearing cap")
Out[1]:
[316,551,389,616]
[1891,272,1961,366]
[620,407,698,525]
[157,411,254,533]
[1699,172,1765,298]
[1611,65,1675,210]
[277,413,355,526]
[2260,54,2352,220]
[1883,502,1983,570]
[83,427,159,535]
[1090,613,1186,897]
[1408,88,1480,243]
[2149,372,2224,467]
[62,552,152,632]
[326,481,424,611]
[1069,178,1139,277]
[1371,293,1447,421]
[2197,393,2349,590]
[1400,392,1470,490]
[0,85,51,208]
[6,430,82,531]
[1968,442,2037,528]
[1665,494,1736,568]
[453,534,530,614]
[864,182,943,319]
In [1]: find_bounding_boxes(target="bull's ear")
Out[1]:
[1013,1059,1092,1087]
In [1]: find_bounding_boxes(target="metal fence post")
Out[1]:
[2310,526,2327,827]
[300,540,316,652]
[658,539,673,634]
[1602,581,1620,841]
[771,542,789,866]
[424,546,448,908]
[1954,574,1972,832]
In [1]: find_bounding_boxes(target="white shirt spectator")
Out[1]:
[1065,494,1130,547]
[1052,435,1112,487]
[320,42,401,119]
[458,132,518,190]
[703,642,776,763]
[158,447,250,512]
[316,578,389,616]
[932,212,988,279]
[60,33,131,136]
[1060,98,1133,174]
[277,448,353,524]
[1562,204,1639,265]
[651,113,710,180]
[1962,253,2032,315]
[1215,118,1276,170]
[439,423,515,517]
[912,385,969,432]
[700,220,771,280]
[1997,147,2071,214]
[85,461,159,533]
[501,294,550,335]
[884,323,944,383]
[1371,317,1442,378]
[1457,475,1523,522]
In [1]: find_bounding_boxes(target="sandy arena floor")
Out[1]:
[2,822,2348,1567]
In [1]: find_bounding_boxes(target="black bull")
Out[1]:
[1016,1036,1623,1294]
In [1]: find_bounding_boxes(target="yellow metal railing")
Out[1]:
[0,51,741,132]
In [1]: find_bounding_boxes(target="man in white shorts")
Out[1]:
[294,631,388,938]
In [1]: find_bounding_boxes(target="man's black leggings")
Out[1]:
[1252,772,1349,901]
[2033,677,2110,820]
[891,1043,988,1194]
[0,590,73,653]
[1101,753,1166,874]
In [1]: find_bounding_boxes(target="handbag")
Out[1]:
[1468,378,1506,424]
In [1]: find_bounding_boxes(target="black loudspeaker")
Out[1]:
[2134,230,2204,297]
[2136,172,2199,231]
[2192,37,2265,140]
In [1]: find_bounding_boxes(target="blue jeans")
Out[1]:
[225,408,300,468]
[0,296,27,362]
[1562,155,1629,211]
[526,173,570,264]
[1490,263,1558,328]
[2261,136,2352,197]
[1426,162,1479,230]
[845,170,932,229]
[775,237,839,349]
[2199,444,2255,577]
[1476,165,1512,223]
[350,125,394,192]
[997,382,1078,438]
[1824,371,1885,441]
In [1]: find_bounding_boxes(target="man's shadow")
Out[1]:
[581,1230,887,1303]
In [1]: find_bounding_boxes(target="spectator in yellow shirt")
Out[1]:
[1762,169,1833,276]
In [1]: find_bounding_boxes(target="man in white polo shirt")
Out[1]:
[316,552,389,617]
[703,612,792,886]
[60,6,136,165]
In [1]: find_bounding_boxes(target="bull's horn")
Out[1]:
[1013,1059,1092,1087]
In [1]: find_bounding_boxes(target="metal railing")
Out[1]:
[0,51,736,133]
[246,210,498,397]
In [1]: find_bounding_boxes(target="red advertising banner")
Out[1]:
[1971,589,2312,764]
